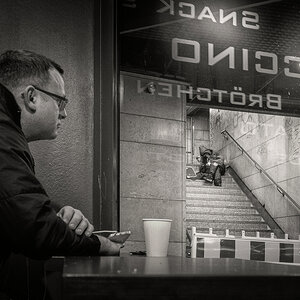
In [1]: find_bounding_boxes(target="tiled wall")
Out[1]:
[186,109,210,164]
[120,73,186,256]
[210,109,300,239]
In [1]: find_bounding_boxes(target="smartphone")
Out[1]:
[93,230,131,243]
[92,230,117,238]
[108,231,131,243]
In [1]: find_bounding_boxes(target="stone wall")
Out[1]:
[120,72,186,255]
[0,0,95,220]
[210,109,300,239]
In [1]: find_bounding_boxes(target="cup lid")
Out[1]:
[143,218,172,222]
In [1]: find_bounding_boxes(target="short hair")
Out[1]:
[0,49,64,89]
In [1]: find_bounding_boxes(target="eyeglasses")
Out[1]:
[32,85,68,111]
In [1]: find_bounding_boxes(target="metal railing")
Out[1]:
[221,129,300,213]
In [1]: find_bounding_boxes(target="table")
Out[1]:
[63,255,300,300]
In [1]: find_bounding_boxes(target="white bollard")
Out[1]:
[191,227,197,258]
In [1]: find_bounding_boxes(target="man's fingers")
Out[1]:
[57,206,74,224]
[69,210,84,230]
[57,206,95,236]
[96,236,124,255]
[84,223,94,237]
[74,218,88,235]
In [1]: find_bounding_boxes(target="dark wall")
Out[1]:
[0,0,95,220]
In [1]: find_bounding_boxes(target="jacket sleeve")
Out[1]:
[0,124,100,259]
[0,193,100,259]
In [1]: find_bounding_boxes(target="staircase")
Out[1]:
[186,173,274,238]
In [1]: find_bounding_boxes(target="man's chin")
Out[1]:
[27,132,58,142]
[50,131,58,139]
[44,130,58,140]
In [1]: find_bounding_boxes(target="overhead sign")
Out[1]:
[121,0,300,116]
[136,79,300,117]
[157,0,260,30]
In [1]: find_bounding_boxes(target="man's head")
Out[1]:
[0,49,67,141]
[203,149,213,159]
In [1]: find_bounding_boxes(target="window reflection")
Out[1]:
[119,0,300,257]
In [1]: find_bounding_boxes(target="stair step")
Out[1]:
[185,169,275,238]
[186,221,269,231]
[186,200,253,207]
[187,186,243,195]
[186,206,258,215]
[186,182,239,188]
[186,180,214,187]
[187,193,248,201]
[186,213,264,222]
[186,177,235,184]
[186,227,274,238]
[186,182,239,189]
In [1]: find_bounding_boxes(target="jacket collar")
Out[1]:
[0,82,22,128]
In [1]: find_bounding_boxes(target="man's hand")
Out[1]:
[96,235,124,256]
[57,206,94,237]
[108,231,131,243]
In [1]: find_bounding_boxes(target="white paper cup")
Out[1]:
[143,218,172,257]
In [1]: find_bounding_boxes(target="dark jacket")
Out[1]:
[0,83,100,268]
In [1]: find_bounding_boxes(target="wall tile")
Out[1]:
[121,114,185,147]
[121,74,185,121]
[121,142,185,200]
[276,160,300,184]
[244,172,273,192]
[120,197,185,243]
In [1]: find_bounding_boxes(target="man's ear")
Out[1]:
[22,86,37,113]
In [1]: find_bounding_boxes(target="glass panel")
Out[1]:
[119,0,300,257]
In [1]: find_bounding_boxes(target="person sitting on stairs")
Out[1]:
[195,148,225,186]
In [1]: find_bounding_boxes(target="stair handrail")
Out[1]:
[221,129,300,212]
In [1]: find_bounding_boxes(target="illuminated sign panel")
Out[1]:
[157,1,260,30]
[171,39,300,79]
[120,0,300,116]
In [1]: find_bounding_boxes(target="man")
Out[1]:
[196,148,225,186]
[0,50,123,298]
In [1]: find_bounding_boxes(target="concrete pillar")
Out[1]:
[120,72,186,256]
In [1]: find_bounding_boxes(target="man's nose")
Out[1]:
[59,108,67,119]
